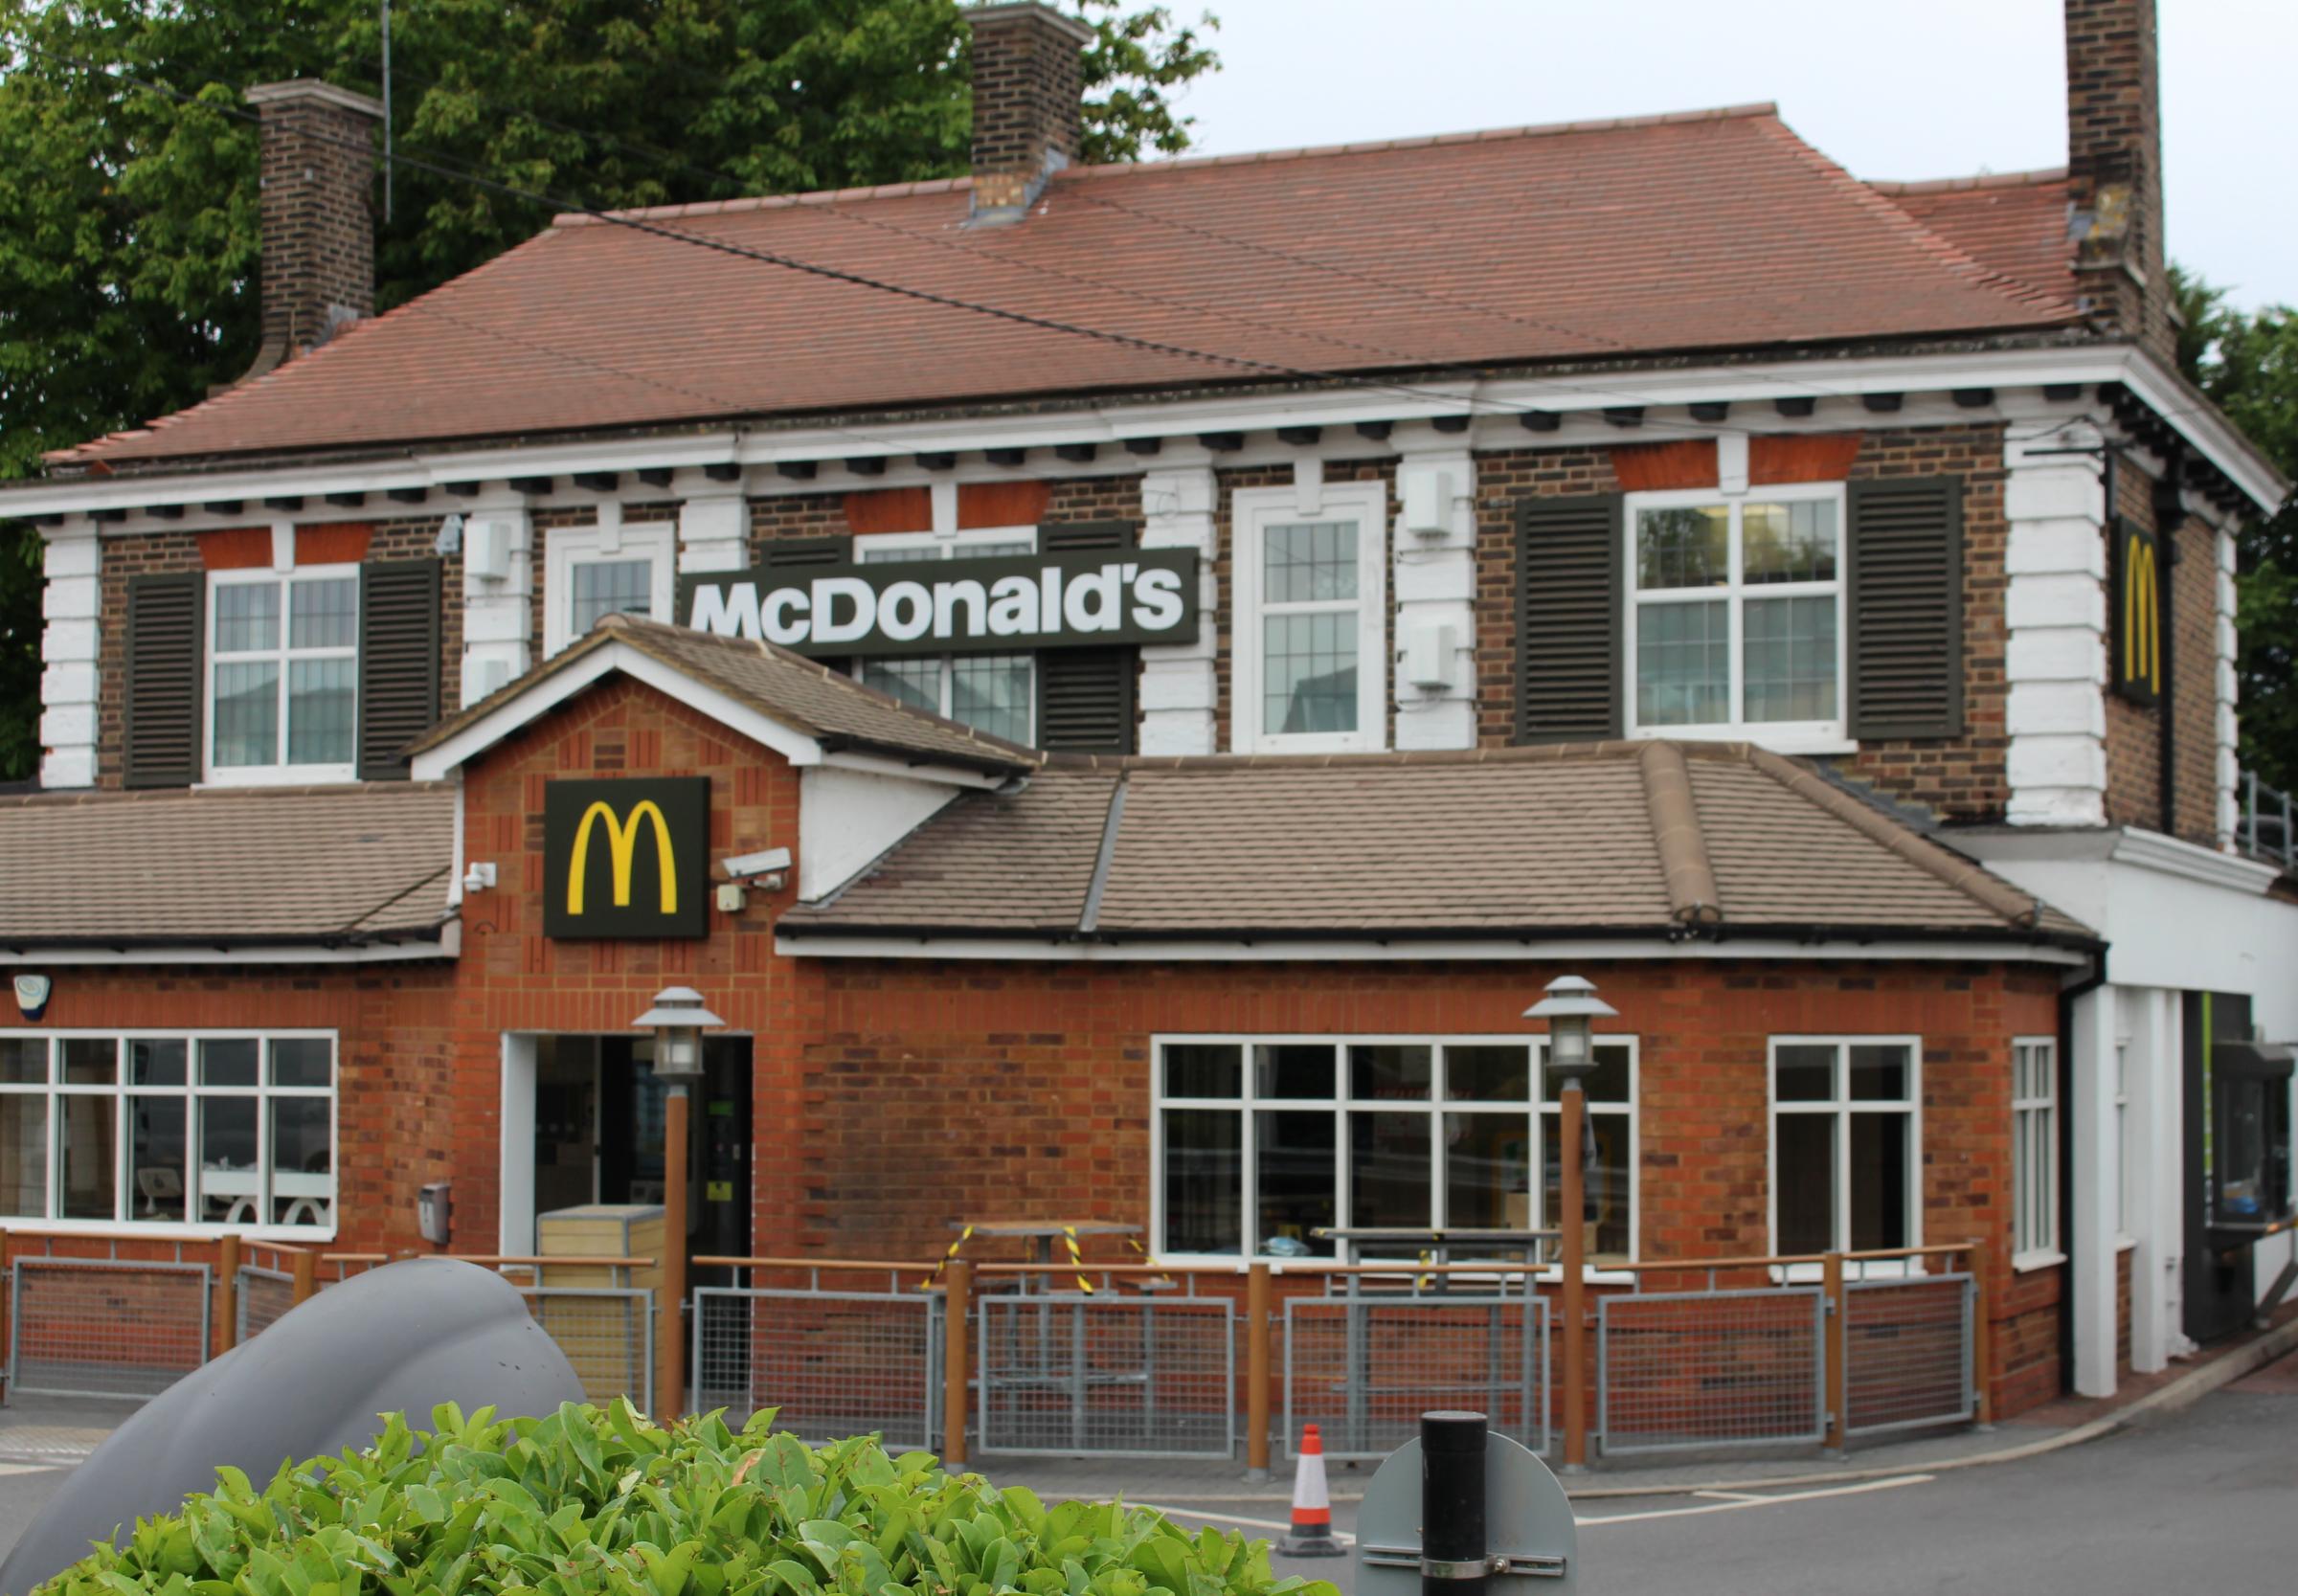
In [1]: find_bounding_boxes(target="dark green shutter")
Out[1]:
[1514,494,1623,743]
[758,534,851,569]
[760,536,854,671]
[357,558,442,780]
[1847,477,1964,739]
[1036,521,1139,753]
[124,572,204,789]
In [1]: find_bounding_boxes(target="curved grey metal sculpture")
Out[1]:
[0,1257,585,1596]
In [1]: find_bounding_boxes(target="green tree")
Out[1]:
[2173,265,2298,798]
[0,0,1218,780]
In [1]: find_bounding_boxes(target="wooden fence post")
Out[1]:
[1247,1263,1272,1478]
[1822,1250,1847,1452]
[942,1260,971,1468]
[1969,1238,1994,1427]
[216,1234,241,1356]
[291,1248,317,1307]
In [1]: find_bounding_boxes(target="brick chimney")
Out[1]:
[965,3,1094,222]
[241,79,383,374]
[2063,0,2174,363]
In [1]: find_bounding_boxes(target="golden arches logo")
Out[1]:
[565,799,678,917]
[2123,530,2160,697]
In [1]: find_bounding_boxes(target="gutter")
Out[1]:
[775,918,2106,955]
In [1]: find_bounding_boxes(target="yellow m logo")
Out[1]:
[2124,531,2160,697]
[566,799,678,917]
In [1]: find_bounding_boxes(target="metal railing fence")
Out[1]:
[525,1285,653,1412]
[8,1254,212,1400]
[1596,1287,1825,1456]
[1844,1273,1975,1437]
[979,1290,1234,1458]
[2239,769,2295,870]
[691,1268,938,1450]
[1284,1289,1546,1462]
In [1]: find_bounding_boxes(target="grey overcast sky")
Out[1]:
[1164,0,2295,312]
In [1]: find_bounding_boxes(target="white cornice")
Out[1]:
[2107,826,2279,895]
[8,342,2280,524]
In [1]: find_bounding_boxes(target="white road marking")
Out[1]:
[1575,1472,1934,1526]
[1143,1504,1358,1545]
[1691,1489,1767,1503]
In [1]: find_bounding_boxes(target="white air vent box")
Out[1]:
[465,517,514,581]
[1402,469,1453,538]
[1403,619,1457,690]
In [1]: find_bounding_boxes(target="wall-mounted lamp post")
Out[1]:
[1526,974,1616,1471]
[632,985,723,1421]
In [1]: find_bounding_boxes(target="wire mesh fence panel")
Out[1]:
[1284,1294,1546,1462]
[1597,1288,1824,1456]
[521,1287,653,1413]
[692,1288,935,1450]
[8,1258,212,1400]
[978,1293,1234,1458]
[1845,1274,1974,1437]
[236,1266,296,1343]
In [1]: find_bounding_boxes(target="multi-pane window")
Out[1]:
[1628,486,1846,741]
[544,520,674,656]
[2014,1038,2060,1262]
[0,1033,335,1233]
[1232,483,1386,753]
[208,569,358,776]
[857,530,1035,746]
[1155,1036,1635,1266]
[1770,1038,1918,1255]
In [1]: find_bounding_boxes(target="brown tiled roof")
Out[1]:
[779,740,2097,947]
[409,614,1039,776]
[1872,169,2076,308]
[54,105,2077,468]
[0,783,453,948]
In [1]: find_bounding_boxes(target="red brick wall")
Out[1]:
[2101,458,2220,843]
[2116,1244,2135,1380]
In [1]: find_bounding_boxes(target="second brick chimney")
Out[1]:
[965,3,1095,222]
[2063,0,2174,364]
[241,79,384,376]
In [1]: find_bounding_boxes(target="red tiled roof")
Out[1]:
[57,105,2078,468]
[1872,168,2077,308]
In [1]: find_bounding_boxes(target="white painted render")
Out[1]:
[1391,444,1477,752]
[1136,464,1218,755]
[36,519,100,788]
[458,495,533,708]
[796,765,961,904]
[2003,425,2109,825]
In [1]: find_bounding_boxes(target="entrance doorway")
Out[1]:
[507,1033,753,1280]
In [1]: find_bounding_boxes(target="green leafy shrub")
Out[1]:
[33,1403,1337,1596]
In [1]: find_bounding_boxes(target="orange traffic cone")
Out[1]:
[1276,1424,1345,1556]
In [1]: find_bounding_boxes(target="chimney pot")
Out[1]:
[964,3,1094,223]
[242,79,383,373]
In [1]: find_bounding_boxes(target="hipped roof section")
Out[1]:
[52,104,2078,468]
[407,613,1041,776]
[0,783,453,949]
[779,740,2098,948]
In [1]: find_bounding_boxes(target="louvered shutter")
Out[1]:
[124,572,204,788]
[1847,477,1963,739]
[1036,520,1138,753]
[357,559,442,780]
[1514,494,1623,743]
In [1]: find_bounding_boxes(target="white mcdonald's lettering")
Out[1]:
[684,561,1190,647]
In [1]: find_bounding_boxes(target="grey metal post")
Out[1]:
[1421,1411,1489,1596]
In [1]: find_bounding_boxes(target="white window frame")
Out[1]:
[1149,1033,1638,1277]
[2014,1036,2062,1270]
[854,526,1040,744]
[1623,482,1850,753]
[1767,1035,1923,1277]
[543,517,675,657]
[203,564,361,786]
[0,1030,339,1239]
[1230,482,1388,754]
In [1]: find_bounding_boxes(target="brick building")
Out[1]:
[3,0,2291,1421]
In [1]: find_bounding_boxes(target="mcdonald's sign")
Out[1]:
[2112,516,2163,708]
[542,777,710,939]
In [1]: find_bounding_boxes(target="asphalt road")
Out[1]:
[0,1363,2286,1596]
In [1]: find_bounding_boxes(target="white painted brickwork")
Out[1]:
[459,498,532,708]
[37,522,100,788]
[1391,446,1476,752]
[2003,428,2109,825]
[1137,464,1218,756]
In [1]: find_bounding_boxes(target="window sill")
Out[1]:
[2013,1248,2067,1273]
[0,1218,337,1243]
[1770,1258,1926,1284]
[1630,728,1857,758]
[198,765,360,790]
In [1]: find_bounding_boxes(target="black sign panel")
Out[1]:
[2111,516,2162,708]
[542,777,710,940]
[675,548,1199,659]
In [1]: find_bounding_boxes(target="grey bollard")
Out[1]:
[0,1257,585,1596]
